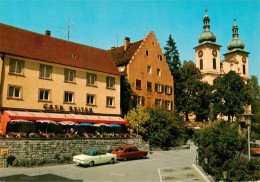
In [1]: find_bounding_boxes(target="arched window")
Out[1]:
[243,64,246,74]
[200,59,203,70]
[213,58,216,70]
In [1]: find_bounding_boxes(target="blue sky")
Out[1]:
[0,0,259,78]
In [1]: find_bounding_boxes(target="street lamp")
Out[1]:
[242,113,254,161]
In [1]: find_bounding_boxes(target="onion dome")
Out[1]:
[227,18,245,50]
[198,9,216,44]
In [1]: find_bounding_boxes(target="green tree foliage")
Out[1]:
[213,71,247,122]
[124,105,150,135]
[193,122,259,181]
[144,106,186,150]
[176,61,212,121]
[164,34,181,109]
[121,75,135,116]
[164,34,181,79]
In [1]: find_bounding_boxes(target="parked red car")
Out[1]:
[112,145,148,161]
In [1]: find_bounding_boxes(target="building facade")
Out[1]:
[110,32,174,110]
[0,23,127,133]
[195,10,250,85]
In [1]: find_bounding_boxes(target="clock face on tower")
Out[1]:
[242,57,247,63]
[198,50,203,58]
[212,49,217,57]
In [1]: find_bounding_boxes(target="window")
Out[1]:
[87,73,97,86]
[8,85,22,99]
[146,50,149,56]
[165,100,171,110]
[243,64,246,74]
[157,69,161,76]
[147,82,152,92]
[165,86,172,95]
[39,89,50,101]
[213,58,216,70]
[9,59,24,74]
[64,69,76,82]
[200,59,203,70]
[155,84,163,93]
[155,98,162,106]
[136,79,141,90]
[147,66,152,74]
[106,77,115,89]
[106,96,115,107]
[220,62,223,69]
[87,94,96,105]
[39,65,52,79]
[136,96,142,105]
[64,92,74,103]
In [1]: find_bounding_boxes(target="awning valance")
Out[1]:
[1,110,129,133]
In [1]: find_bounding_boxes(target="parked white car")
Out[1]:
[73,148,117,166]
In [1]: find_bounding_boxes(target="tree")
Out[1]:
[176,61,204,121]
[144,106,186,150]
[164,34,181,109]
[121,75,135,116]
[124,105,150,135]
[213,71,248,122]
[193,122,259,181]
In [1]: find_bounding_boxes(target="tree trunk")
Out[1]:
[185,112,189,121]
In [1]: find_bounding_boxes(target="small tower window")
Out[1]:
[243,64,246,75]
[200,59,203,70]
[213,58,216,70]
[146,50,149,56]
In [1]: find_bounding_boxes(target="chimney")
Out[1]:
[45,30,51,36]
[124,37,130,51]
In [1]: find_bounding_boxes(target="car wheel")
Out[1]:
[89,161,94,167]
[110,158,114,164]
[123,157,127,161]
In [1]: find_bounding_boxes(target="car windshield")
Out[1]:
[115,147,125,152]
[82,149,94,156]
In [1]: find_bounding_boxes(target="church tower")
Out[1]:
[223,18,250,82]
[194,9,222,85]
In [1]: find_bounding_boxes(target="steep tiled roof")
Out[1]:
[109,40,143,66]
[0,23,120,75]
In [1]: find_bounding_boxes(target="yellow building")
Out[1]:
[195,10,250,85]
[109,32,174,110]
[0,23,128,133]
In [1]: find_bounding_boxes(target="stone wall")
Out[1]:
[0,138,149,167]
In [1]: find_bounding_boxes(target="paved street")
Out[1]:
[0,149,209,182]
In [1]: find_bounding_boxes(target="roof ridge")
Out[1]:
[0,23,107,51]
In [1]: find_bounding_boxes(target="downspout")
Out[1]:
[0,53,5,108]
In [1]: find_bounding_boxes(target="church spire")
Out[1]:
[232,18,239,39]
[203,9,210,32]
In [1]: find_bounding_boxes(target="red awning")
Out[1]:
[1,110,129,133]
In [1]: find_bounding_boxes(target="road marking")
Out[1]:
[158,168,162,182]
[192,164,210,182]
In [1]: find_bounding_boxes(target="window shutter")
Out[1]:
[161,85,164,93]
[171,101,173,110]
[155,84,157,92]
[170,87,173,95]
[142,96,145,106]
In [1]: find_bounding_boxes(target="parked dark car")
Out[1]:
[111,145,147,161]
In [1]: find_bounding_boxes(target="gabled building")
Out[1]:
[195,10,250,85]
[0,23,129,134]
[109,31,174,110]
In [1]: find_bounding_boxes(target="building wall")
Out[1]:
[1,55,121,115]
[223,53,249,81]
[127,32,174,109]
[195,44,221,85]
